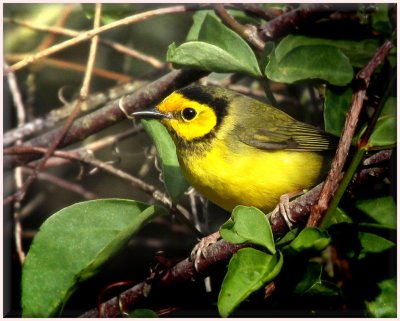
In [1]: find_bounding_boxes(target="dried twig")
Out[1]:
[5,17,165,69]
[6,5,189,73]
[5,54,133,82]
[22,167,99,200]
[307,40,394,227]
[5,61,27,263]
[213,4,265,51]
[259,4,335,40]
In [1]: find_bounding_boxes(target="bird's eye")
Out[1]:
[181,107,197,121]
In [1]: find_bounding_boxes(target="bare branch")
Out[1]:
[5,5,189,73]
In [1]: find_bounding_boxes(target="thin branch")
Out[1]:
[5,5,189,73]
[227,3,285,21]
[5,61,27,264]
[307,40,394,227]
[5,54,133,82]
[80,3,101,99]
[22,167,99,200]
[259,4,336,40]
[4,69,207,169]
[214,4,265,51]
[35,4,75,51]
[5,17,165,69]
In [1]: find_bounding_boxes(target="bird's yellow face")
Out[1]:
[156,92,217,141]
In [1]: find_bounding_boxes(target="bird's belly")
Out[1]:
[179,143,327,213]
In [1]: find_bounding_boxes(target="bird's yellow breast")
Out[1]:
[178,138,326,213]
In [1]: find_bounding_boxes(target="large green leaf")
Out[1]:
[168,14,261,76]
[266,45,353,86]
[218,248,283,317]
[142,119,189,202]
[21,199,166,317]
[220,205,275,254]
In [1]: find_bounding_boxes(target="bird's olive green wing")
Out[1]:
[236,103,338,152]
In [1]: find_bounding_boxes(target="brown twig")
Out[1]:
[22,167,99,200]
[307,40,394,227]
[4,69,207,169]
[213,4,265,51]
[227,3,285,21]
[5,5,188,74]
[5,54,133,82]
[35,4,75,51]
[5,17,165,69]
[5,61,27,264]
[259,4,335,40]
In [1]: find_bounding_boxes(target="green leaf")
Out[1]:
[294,262,341,296]
[358,232,395,255]
[266,45,353,86]
[218,248,283,317]
[365,277,397,317]
[324,86,353,136]
[273,35,380,68]
[142,119,189,202]
[21,199,166,317]
[368,97,397,147]
[355,196,396,229]
[286,227,331,255]
[220,206,275,254]
[168,14,261,76]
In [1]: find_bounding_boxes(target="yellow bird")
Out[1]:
[133,85,337,226]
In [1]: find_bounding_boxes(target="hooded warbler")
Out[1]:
[133,85,338,220]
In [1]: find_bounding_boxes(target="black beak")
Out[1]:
[131,109,171,119]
